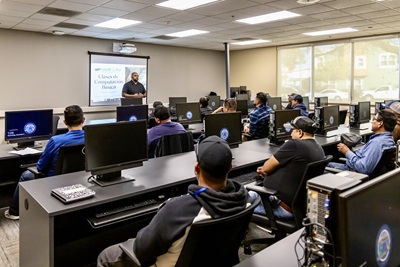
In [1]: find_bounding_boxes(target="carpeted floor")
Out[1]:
[0,207,270,267]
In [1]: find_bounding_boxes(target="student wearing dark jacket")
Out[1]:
[291,94,309,117]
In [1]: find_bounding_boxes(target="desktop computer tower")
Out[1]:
[306,172,368,266]
[348,104,357,128]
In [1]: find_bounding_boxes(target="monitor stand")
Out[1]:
[92,171,135,187]
[13,141,43,151]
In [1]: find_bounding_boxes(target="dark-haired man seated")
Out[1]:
[147,106,186,158]
[326,109,396,175]
[243,92,272,140]
[290,94,309,117]
[248,116,325,219]
[4,105,85,220]
[97,136,253,267]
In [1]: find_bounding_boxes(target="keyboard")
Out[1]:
[230,172,261,185]
[88,198,163,228]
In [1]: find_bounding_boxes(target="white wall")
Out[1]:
[0,29,226,143]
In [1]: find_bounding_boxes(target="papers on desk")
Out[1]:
[9,147,42,155]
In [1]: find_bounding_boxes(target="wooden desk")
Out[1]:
[19,147,273,267]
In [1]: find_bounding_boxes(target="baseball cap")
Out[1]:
[290,116,316,134]
[388,101,400,115]
[288,93,297,99]
[196,136,232,177]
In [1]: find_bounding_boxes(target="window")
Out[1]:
[379,53,398,68]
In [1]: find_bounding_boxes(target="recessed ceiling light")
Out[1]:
[94,18,141,29]
[236,11,301,25]
[156,0,220,10]
[52,30,65,36]
[166,29,209,38]
[303,27,358,36]
[232,39,271,45]
[297,0,320,4]
[370,0,391,2]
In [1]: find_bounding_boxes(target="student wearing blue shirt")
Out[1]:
[5,105,85,220]
[291,94,309,117]
[243,92,272,139]
[327,109,396,175]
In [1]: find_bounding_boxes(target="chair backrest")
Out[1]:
[52,115,60,136]
[291,155,333,229]
[175,197,261,267]
[257,119,270,139]
[54,143,85,175]
[155,132,194,157]
[369,147,396,179]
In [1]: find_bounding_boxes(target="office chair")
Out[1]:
[325,147,396,180]
[119,197,261,267]
[27,143,85,177]
[155,132,194,157]
[243,155,333,254]
[52,115,60,136]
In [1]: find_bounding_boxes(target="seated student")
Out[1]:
[212,98,237,114]
[4,105,85,220]
[243,92,272,139]
[97,136,253,267]
[147,106,186,158]
[199,96,213,116]
[248,116,324,219]
[386,101,400,142]
[285,93,296,110]
[290,94,309,117]
[327,109,396,175]
[148,101,164,129]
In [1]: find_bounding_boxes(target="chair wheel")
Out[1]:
[244,244,252,255]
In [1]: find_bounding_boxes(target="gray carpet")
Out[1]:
[0,208,269,267]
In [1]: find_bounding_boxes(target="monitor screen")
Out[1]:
[236,100,248,117]
[85,121,148,187]
[239,85,247,94]
[120,98,142,106]
[208,95,221,110]
[269,109,300,145]
[236,94,248,101]
[204,112,242,148]
[169,97,187,110]
[268,97,282,111]
[116,104,148,122]
[358,101,371,124]
[315,97,328,107]
[176,102,202,124]
[5,109,53,149]
[315,105,339,134]
[230,87,240,98]
[338,170,400,266]
[303,96,310,110]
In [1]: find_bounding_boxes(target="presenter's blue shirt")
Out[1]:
[36,130,85,176]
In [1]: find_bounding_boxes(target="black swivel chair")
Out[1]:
[155,132,194,157]
[119,197,261,267]
[243,155,333,254]
[52,115,60,135]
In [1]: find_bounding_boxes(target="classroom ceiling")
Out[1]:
[1,0,400,51]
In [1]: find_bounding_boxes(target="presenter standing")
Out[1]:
[122,72,147,98]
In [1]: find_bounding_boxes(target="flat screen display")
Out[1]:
[169,97,187,110]
[120,98,143,106]
[303,96,309,110]
[358,101,371,124]
[208,95,221,110]
[236,94,248,101]
[271,109,300,140]
[322,105,339,132]
[268,97,282,111]
[204,112,242,147]
[236,100,248,117]
[116,104,148,122]
[176,102,201,124]
[315,97,328,107]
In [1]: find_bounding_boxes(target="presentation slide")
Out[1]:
[89,53,148,106]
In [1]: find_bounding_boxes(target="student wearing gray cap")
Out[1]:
[98,136,252,267]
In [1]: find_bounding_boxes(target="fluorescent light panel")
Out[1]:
[236,11,301,25]
[95,18,141,29]
[303,27,358,36]
[232,39,271,45]
[156,0,220,10]
[166,29,209,38]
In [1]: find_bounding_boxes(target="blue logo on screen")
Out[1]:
[211,102,216,107]
[220,128,229,140]
[129,115,138,121]
[186,111,193,120]
[329,116,334,125]
[24,123,37,135]
[284,121,291,133]
[376,224,391,267]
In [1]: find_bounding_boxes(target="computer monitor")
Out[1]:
[120,97,143,106]
[375,102,385,114]
[230,87,240,98]
[314,97,328,108]
[85,121,148,187]
[208,95,221,110]
[204,112,242,148]
[236,100,248,117]
[349,101,370,129]
[337,169,400,267]
[269,109,301,145]
[303,96,310,111]
[5,109,53,150]
[168,97,187,110]
[268,97,282,111]
[236,94,248,101]
[314,105,339,136]
[175,102,202,125]
[116,104,148,123]
[239,85,247,94]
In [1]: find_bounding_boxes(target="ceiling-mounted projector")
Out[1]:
[113,42,137,54]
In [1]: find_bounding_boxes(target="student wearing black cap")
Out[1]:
[285,93,297,110]
[98,136,253,267]
[248,116,325,219]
